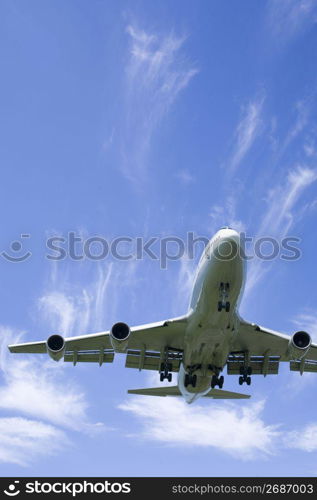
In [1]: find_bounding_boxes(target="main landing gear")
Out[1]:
[238,366,252,386]
[184,373,197,388]
[159,347,174,382]
[160,362,173,382]
[211,374,224,389]
[218,282,230,312]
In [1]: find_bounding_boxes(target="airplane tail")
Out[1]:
[128,386,250,399]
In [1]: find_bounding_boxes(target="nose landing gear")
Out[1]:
[218,282,230,312]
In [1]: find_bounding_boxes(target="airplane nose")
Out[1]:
[214,230,240,261]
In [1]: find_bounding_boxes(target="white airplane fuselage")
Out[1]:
[178,228,246,403]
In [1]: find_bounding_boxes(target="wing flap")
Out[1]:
[290,360,317,373]
[64,350,114,365]
[125,348,182,372]
[227,354,280,375]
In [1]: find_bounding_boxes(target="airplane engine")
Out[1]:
[288,331,311,360]
[46,334,65,361]
[110,322,131,352]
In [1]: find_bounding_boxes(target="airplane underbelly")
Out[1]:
[184,242,245,370]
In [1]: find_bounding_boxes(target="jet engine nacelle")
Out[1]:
[288,331,311,360]
[110,322,131,352]
[46,334,65,361]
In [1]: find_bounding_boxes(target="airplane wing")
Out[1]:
[8,315,187,371]
[128,386,250,399]
[228,319,317,375]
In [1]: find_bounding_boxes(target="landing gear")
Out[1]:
[184,373,197,388]
[218,283,230,312]
[159,360,173,383]
[211,374,224,389]
[238,366,252,385]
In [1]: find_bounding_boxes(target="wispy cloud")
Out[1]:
[245,165,317,294]
[121,24,198,185]
[175,169,195,185]
[228,95,264,172]
[38,259,136,335]
[119,397,279,460]
[260,166,317,236]
[38,290,92,336]
[209,195,246,233]
[268,0,317,45]
[278,98,312,158]
[173,254,197,315]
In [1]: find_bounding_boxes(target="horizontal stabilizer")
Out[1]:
[128,386,250,399]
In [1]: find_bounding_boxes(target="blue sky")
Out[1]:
[1,0,317,477]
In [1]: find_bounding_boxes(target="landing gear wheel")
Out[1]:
[184,374,189,387]
[225,301,230,312]
[211,375,217,389]
[239,376,244,386]
[191,374,197,388]
[218,301,223,312]
[211,374,224,389]
[160,365,172,382]
[246,376,251,386]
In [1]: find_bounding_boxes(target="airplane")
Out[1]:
[8,227,317,403]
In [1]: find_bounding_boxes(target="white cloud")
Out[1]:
[38,290,92,336]
[280,99,312,157]
[261,166,317,236]
[175,169,195,185]
[0,328,98,431]
[37,259,135,335]
[286,423,317,452]
[209,195,246,233]
[119,397,279,460]
[0,417,67,466]
[122,24,198,184]
[0,326,105,466]
[268,0,317,44]
[173,254,197,314]
[304,141,316,158]
[245,166,317,294]
[228,96,264,172]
